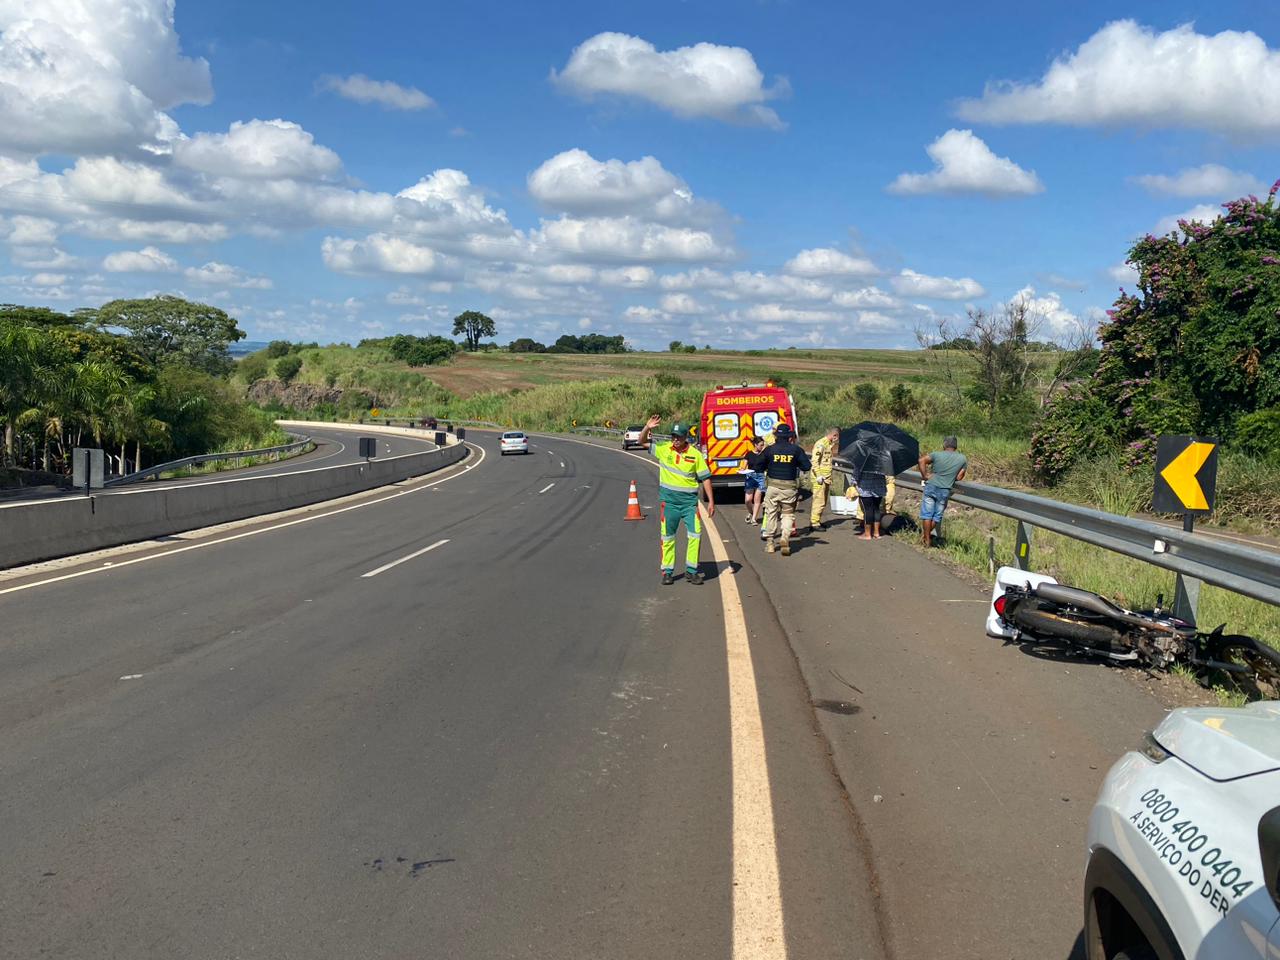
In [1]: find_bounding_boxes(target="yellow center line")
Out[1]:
[545,432,788,959]
[702,504,789,959]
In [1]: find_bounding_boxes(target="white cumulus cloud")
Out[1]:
[183,261,272,289]
[528,149,693,219]
[536,216,732,263]
[319,74,435,111]
[552,32,785,128]
[891,269,985,300]
[174,119,343,182]
[659,293,707,315]
[102,245,177,273]
[887,129,1043,197]
[322,234,442,275]
[783,247,878,277]
[956,20,1280,137]
[0,0,211,157]
[1132,164,1265,198]
[1005,286,1082,340]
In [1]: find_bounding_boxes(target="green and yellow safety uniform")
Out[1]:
[652,441,712,575]
[810,435,836,525]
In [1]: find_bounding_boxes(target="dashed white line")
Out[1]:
[0,442,485,597]
[538,482,556,494]
[559,461,565,469]
[119,674,143,681]
[360,538,450,578]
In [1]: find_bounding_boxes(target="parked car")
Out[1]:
[500,431,529,455]
[622,425,645,450]
[1083,700,1280,959]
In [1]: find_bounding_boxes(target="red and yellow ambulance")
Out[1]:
[699,382,798,490]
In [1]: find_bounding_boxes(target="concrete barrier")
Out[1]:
[0,424,468,569]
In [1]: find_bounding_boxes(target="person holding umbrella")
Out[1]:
[855,469,887,539]
[834,421,919,540]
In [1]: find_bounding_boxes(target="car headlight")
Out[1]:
[1137,731,1171,763]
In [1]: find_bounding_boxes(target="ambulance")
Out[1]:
[699,382,798,490]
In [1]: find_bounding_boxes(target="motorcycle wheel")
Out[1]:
[1010,605,1128,652]
[1214,637,1280,688]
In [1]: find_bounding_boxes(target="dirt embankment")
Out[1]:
[247,379,382,410]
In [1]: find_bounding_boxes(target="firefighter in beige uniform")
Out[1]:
[808,427,838,531]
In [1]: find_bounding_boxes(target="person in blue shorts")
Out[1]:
[742,435,767,525]
[918,436,967,546]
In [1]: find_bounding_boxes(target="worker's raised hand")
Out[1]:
[645,414,662,431]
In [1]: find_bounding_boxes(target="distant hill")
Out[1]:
[230,340,269,357]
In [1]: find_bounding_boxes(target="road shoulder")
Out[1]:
[719,508,1168,960]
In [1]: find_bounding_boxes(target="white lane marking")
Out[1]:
[0,442,486,597]
[702,506,788,959]
[119,674,143,680]
[546,431,788,958]
[559,461,565,469]
[361,538,449,578]
[538,482,556,494]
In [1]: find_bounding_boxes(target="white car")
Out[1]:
[1084,700,1280,959]
[499,431,529,455]
[622,425,644,450]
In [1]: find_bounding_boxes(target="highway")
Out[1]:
[1,427,1200,959]
[0,431,889,959]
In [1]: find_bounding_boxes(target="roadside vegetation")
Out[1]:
[0,297,280,486]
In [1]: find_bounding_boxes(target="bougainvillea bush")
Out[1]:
[1030,179,1280,481]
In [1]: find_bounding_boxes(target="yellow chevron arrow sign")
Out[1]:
[1154,436,1217,513]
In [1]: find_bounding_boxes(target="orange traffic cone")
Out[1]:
[623,480,645,521]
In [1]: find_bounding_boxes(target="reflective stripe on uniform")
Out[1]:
[653,441,711,493]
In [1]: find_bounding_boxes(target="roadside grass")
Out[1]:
[251,343,1280,536]
[928,503,1280,703]
[158,427,308,479]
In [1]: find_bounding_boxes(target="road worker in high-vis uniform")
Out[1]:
[639,413,715,585]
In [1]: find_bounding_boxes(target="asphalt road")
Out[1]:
[0,431,889,960]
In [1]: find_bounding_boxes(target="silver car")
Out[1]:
[499,431,529,455]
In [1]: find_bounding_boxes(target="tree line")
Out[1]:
[0,296,269,481]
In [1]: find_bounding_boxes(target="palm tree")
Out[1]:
[0,323,42,465]
[64,359,129,453]
[114,383,168,474]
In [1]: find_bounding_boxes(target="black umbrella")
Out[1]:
[834,421,920,477]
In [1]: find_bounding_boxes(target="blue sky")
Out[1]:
[1,1,1277,349]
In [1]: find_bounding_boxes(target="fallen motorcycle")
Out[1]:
[986,566,1280,686]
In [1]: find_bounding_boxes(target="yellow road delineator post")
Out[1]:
[1153,435,1218,624]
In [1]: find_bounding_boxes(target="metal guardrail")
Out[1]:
[889,470,1280,609]
[570,426,625,437]
[105,433,312,486]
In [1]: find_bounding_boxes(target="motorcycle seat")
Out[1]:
[1034,582,1127,619]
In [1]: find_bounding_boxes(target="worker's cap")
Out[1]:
[774,423,793,438]
[670,422,693,440]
